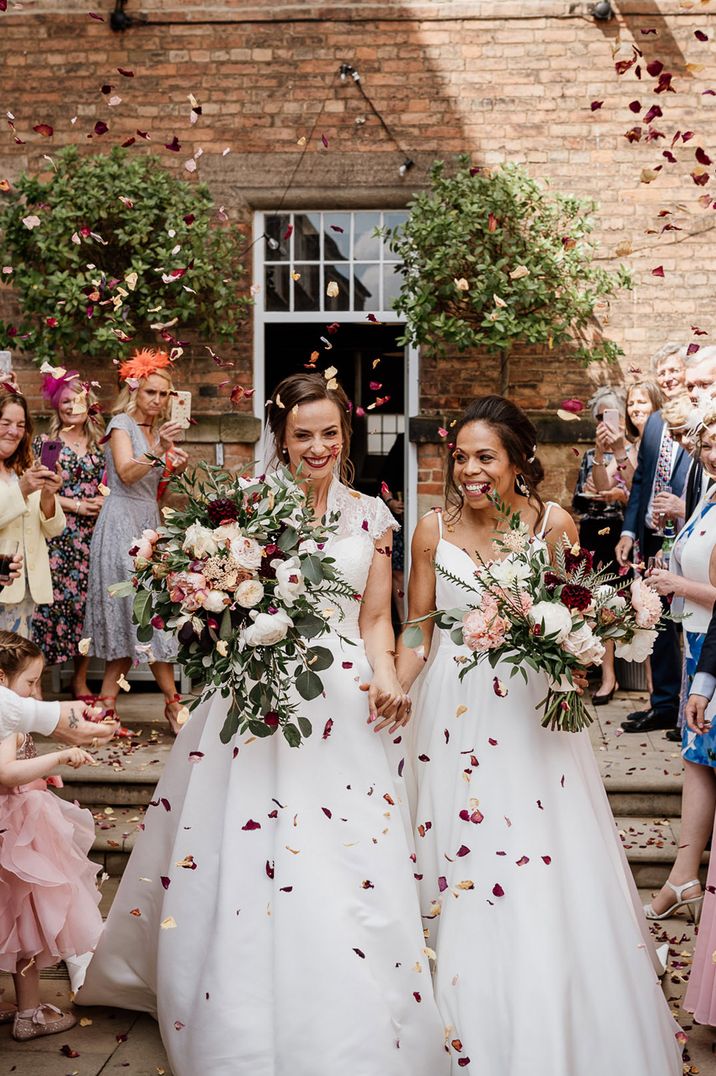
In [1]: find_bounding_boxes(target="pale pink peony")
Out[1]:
[462,598,509,653]
[504,590,533,616]
[167,571,209,613]
[630,578,662,629]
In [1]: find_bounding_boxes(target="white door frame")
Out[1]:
[251,211,419,567]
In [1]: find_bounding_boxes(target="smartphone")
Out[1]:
[0,351,12,377]
[40,438,63,470]
[170,390,192,430]
[603,409,620,435]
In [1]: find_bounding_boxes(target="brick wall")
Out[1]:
[1,0,715,503]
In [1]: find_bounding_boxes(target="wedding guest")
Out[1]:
[396,395,682,1075]
[591,381,661,504]
[83,350,188,733]
[682,347,716,520]
[0,389,65,637]
[616,344,690,735]
[642,408,716,925]
[31,370,105,700]
[0,633,102,1039]
[573,388,626,703]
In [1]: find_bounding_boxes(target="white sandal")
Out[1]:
[643,878,703,923]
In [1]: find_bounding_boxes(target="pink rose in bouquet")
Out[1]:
[631,578,662,629]
[462,597,509,653]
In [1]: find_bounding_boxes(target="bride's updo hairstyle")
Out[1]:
[266,372,354,485]
[445,395,545,522]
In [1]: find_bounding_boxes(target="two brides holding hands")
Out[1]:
[77,377,682,1076]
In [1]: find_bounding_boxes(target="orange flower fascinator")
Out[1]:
[118,348,173,382]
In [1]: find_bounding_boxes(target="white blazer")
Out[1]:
[0,478,66,605]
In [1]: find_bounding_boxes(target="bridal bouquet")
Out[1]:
[404,495,664,732]
[112,462,357,747]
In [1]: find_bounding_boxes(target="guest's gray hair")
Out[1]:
[588,385,625,420]
[650,342,686,372]
[687,344,716,370]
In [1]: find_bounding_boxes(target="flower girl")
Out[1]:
[0,631,102,1041]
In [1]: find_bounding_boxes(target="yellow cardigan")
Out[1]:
[0,479,66,605]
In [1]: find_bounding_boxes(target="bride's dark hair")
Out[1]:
[445,395,545,523]
[266,372,354,485]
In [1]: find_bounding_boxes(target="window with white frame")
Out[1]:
[263,210,407,315]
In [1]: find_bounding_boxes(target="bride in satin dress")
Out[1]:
[77,373,449,1076]
[397,395,683,1076]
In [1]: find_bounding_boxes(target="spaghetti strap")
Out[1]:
[434,507,443,539]
[536,501,558,540]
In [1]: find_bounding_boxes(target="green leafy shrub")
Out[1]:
[385,157,631,389]
[0,147,251,363]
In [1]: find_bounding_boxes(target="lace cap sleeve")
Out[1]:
[368,496,400,541]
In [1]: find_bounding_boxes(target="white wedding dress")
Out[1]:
[77,481,449,1076]
[406,508,683,1076]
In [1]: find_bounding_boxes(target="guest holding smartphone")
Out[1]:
[83,350,188,733]
[0,388,65,637]
[31,370,106,700]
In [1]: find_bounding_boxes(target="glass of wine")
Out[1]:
[0,539,19,580]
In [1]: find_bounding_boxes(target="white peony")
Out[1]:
[183,522,219,558]
[562,622,606,666]
[230,536,264,571]
[201,589,230,612]
[595,585,627,613]
[243,608,293,647]
[235,578,265,608]
[273,557,306,607]
[615,628,658,664]
[529,600,573,643]
[489,557,532,588]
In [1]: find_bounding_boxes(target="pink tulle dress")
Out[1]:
[0,735,103,973]
[684,813,716,1024]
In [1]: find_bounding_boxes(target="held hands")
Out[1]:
[359,672,413,735]
[685,694,711,735]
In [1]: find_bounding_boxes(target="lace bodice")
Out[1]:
[321,479,398,641]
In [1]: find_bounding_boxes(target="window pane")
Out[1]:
[354,211,381,261]
[323,213,351,260]
[353,263,380,311]
[383,263,403,309]
[325,265,350,311]
[293,264,321,312]
[382,210,408,257]
[264,214,290,261]
[293,213,321,261]
[265,264,291,311]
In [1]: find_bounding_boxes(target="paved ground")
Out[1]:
[1,687,715,1074]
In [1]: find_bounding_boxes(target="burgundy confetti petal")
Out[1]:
[438,875,448,892]
[33,123,53,137]
[516,855,530,867]
[628,100,641,113]
[266,860,274,879]
[413,991,422,1003]
[160,876,171,889]
[695,30,709,42]
[165,136,181,152]
[117,66,135,76]
[160,798,171,811]
[590,100,603,111]
[242,819,261,830]
[94,121,109,136]
[492,883,505,897]
[88,11,105,19]
[456,845,470,858]
[696,147,712,166]
[651,265,665,277]
[542,855,552,865]
[322,718,333,739]
[353,947,365,958]
[646,60,663,77]
[643,104,662,124]
[457,1059,471,1068]
[322,807,332,819]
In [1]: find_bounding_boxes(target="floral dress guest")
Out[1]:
[32,370,105,699]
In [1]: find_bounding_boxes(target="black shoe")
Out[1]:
[664,728,682,743]
[624,708,649,723]
[620,709,678,733]
[592,683,618,707]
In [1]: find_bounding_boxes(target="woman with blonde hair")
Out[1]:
[32,370,106,698]
[0,388,65,637]
[83,349,188,732]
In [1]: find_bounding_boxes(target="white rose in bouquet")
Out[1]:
[299,538,319,555]
[562,622,606,666]
[244,608,293,647]
[529,600,573,643]
[230,536,264,572]
[489,558,532,588]
[274,557,306,607]
[201,589,230,613]
[615,628,658,664]
[236,578,265,608]
[595,585,627,613]
[213,523,243,546]
[183,522,219,559]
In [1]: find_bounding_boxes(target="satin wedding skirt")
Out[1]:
[77,637,449,1076]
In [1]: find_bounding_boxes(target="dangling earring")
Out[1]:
[515,473,530,497]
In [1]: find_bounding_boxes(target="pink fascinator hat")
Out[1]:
[41,368,80,410]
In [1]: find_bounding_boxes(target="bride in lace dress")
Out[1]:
[396,396,683,1076]
[77,373,449,1076]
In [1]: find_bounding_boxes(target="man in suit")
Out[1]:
[616,343,689,734]
[682,348,716,518]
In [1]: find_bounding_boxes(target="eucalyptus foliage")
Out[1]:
[0,147,251,363]
[385,157,631,375]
